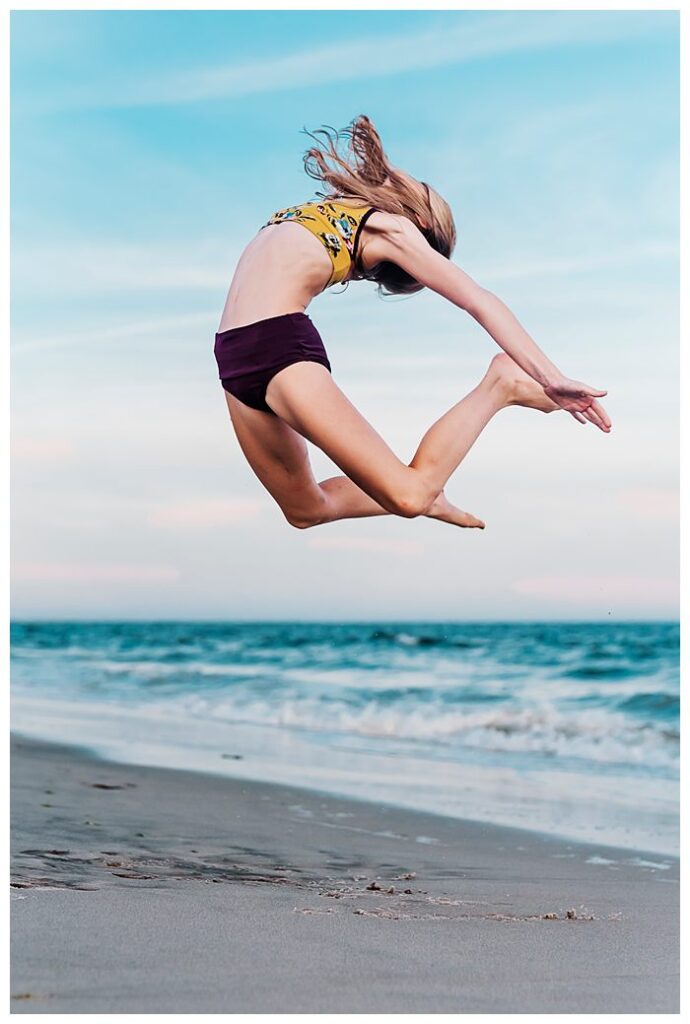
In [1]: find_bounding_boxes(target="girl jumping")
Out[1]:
[214,114,611,531]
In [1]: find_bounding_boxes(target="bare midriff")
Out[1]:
[217,222,337,333]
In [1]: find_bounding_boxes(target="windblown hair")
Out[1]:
[301,115,456,296]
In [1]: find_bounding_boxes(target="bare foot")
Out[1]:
[426,492,485,529]
[485,353,561,413]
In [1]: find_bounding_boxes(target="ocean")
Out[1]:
[10,620,679,856]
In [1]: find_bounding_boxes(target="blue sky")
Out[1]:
[11,10,679,619]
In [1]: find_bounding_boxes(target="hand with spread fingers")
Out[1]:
[543,378,612,432]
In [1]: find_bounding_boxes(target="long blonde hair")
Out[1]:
[301,114,456,296]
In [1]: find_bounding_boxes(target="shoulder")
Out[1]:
[363,209,418,236]
[358,210,427,270]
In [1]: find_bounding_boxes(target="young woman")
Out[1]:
[215,115,610,531]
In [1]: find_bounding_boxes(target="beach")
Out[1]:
[11,734,679,1013]
[10,4,681,1014]
[10,621,681,856]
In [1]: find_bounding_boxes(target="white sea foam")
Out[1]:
[10,692,679,856]
[163,691,679,772]
[10,621,679,856]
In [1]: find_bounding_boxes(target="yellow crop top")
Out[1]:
[262,198,376,287]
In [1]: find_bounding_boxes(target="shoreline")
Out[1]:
[10,722,679,862]
[11,693,679,857]
[11,733,679,1013]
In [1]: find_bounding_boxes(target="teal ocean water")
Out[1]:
[11,621,679,855]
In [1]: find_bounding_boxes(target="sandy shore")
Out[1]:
[11,734,679,1013]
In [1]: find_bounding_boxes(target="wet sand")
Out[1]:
[10,734,679,1013]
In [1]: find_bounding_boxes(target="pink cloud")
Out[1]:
[511,575,678,606]
[14,562,180,584]
[12,438,74,461]
[617,487,678,522]
[147,498,267,529]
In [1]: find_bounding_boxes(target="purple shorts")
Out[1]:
[214,311,331,413]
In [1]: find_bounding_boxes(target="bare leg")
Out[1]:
[315,475,484,528]
[266,353,559,521]
[410,354,560,485]
[311,354,559,527]
[224,390,483,529]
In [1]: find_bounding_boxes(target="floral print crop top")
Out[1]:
[262,198,376,287]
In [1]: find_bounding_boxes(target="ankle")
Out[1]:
[482,372,513,409]
[426,491,448,517]
[482,355,515,406]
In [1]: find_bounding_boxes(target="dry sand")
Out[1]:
[10,734,679,1013]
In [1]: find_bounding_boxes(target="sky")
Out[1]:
[10,9,679,620]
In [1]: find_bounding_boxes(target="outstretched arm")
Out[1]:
[368,216,611,432]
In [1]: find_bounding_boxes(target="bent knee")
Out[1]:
[283,498,329,530]
[285,511,320,530]
[387,485,437,519]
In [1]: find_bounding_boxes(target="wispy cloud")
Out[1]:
[22,12,668,111]
[11,231,677,331]
[11,311,215,355]
[9,10,678,619]
[11,240,237,299]
[148,498,268,530]
[473,239,679,285]
[14,562,181,584]
[511,575,678,607]
[11,438,75,461]
[616,487,678,524]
